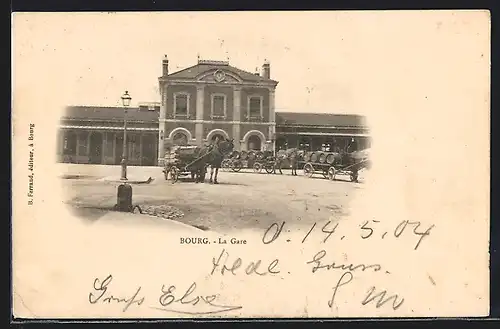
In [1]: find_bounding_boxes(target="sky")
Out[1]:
[13,10,489,117]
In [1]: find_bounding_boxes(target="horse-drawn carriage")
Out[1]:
[301,148,371,183]
[221,151,244,172]
[250,151,276,174]
[163,139,235,184]
[163,146,207,183]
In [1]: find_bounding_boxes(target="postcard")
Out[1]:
[11,10,490,318]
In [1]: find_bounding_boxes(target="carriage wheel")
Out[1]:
[222,159,230,171]
[264,163,274,174]
[328,167,337,181]
[170,166,179,184]
[253,162,263,173]
[231,161,243,172]
[303,163,314,178]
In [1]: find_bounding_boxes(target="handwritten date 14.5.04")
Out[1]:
[262,219,434,250]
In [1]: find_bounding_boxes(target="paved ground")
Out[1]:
[60,164,367,234]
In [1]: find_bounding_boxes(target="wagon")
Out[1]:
[221,151,244,172]
[301,150,370,183]
[252,151,276,174]
[162,146,211,183]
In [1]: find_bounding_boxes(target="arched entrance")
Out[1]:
[247,135,262,151]
[89,132,103,164]
[172,132,188,146]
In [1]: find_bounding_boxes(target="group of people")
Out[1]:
[268,149,299,176]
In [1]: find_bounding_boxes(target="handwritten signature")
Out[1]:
[306,249,383,274]
[210,248,280,276]
[328,271,405,311]
[88,275,242,315]
[89,275,145,312]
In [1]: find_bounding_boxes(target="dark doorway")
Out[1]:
[247,135,262,151]
[211,134,225,143]
[89,133,103,164]
[62,131,77,163]
[115,135,123,164]
[142,134,157,166]
[173,132,188,146]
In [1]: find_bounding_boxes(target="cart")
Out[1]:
[252,151,276,174]
[301,150,370,183]
[221,153,243,172]
[301,161,331,179]
[162,146,211,183]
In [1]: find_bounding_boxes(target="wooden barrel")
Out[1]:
[304,152,313,162]
[318,152,327,164]
[247,151,256,161]
[240,151,248,160]
[326,153,337,164]
[310,152,322,163]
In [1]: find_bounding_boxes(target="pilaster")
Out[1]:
[195,85,205,144]
[268,88,275,123]
[101,132,106,164]
[232,87,242,150]
[268,88,276,152]
[139,134,143,166]
[158,83,167,165]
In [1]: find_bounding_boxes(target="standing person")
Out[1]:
[272,151,283,175]
[290,150,298,176]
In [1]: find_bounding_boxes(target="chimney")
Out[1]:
[162,55,169,76]
[262,59,270,79]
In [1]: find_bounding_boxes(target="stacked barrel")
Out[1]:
[304,151,340,165]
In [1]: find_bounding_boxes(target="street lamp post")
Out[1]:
[120,91,131,180]
[116,90,134,213]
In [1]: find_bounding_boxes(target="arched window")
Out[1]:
[247,135,262,151]
[172,132,188,146]
[211,134,225,144]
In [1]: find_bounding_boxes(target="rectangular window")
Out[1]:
[174,94,188,117]
[249,97,262,118]
[212,94,226,118]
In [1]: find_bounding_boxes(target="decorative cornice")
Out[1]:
[158,78,277,89]
[160,118,276,126]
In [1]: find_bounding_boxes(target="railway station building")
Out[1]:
[57,56,370,166]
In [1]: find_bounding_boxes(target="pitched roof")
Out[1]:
[62,106,367,128]
[275,112,367,127]
[167,61,278,84]
[63,106,159,122]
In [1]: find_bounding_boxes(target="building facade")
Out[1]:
[57,56,370,166]
[157,56,278,165]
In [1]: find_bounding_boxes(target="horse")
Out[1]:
[192,138,235,184]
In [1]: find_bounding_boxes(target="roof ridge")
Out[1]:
[167,63,199,76]
[277,111,363,116]
[67,105,140,109]
[228,65,263,79]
